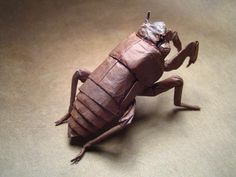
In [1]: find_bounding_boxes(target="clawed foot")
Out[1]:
[71,155,82,165]
[55,112,70,126]
[177,103,200,110]
[186,41,199,67]
[70,147,86,165]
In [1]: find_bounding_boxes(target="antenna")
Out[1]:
[145,11,151,23]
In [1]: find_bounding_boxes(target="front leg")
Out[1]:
[139,75,200,110]
[55,69,91,126]
[164,41,199,71]
[166,30,182,52]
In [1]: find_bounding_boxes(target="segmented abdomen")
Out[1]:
[68,56,142,142]
[68,91,117,141]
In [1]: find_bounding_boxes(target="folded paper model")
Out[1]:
[55,12,200,164]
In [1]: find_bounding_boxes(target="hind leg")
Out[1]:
[55,69,91,126]
[139,75,200,110]
[70,101,136,164]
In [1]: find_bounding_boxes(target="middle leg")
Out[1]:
[139,75,200,110]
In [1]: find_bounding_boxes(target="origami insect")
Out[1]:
[55,12,200,164]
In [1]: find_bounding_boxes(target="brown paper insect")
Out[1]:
[55,12,200,164]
